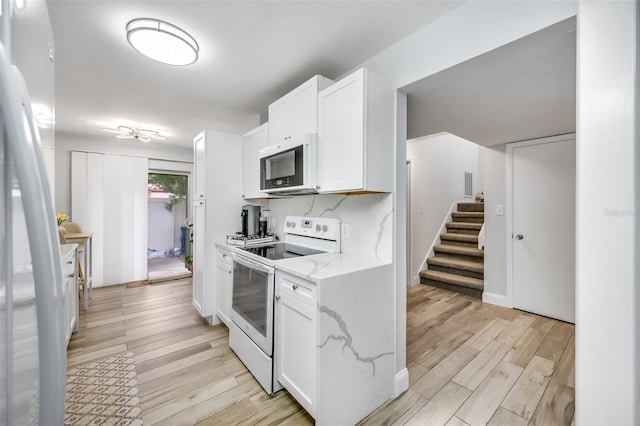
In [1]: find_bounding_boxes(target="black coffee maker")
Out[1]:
[241,204,261,236]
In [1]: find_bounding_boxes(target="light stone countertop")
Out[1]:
[60,243,78,259]
[216,239,391,281]
[274,252,391,281]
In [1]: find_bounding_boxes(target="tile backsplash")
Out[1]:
[254,193,393,263]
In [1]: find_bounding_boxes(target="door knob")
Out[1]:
[515,234,524,240]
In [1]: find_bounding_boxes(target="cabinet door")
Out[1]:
[268,96,291,144]
[215,256,233,326]
[68,264,78,335]
[242,124,269,199]
[194,133,206,199]
[317,70,365,192]
[192,201,206,315]
[291,78,319,136]
[276,292,316,416]
[62,274,70,345]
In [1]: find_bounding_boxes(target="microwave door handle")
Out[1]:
[231,253,273,275]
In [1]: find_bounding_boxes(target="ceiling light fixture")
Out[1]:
[101,125,165,143]
[126,18,199,66]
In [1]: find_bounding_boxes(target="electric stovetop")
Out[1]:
[239,243,325,261]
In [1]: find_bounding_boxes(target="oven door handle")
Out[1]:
[232,253,274,275]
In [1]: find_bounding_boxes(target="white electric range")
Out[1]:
[228,216,341,394]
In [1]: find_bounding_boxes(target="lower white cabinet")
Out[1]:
[215,246,233,326]
[192,200,207,316]
[61,244,78,346]
[276,291,316,416]
[275,263,395,425]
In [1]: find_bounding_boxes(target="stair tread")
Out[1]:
[434,244,484,257]
[428,256,484,273]
[419,270,484,290]
[441,232,478,242]
[457,202,485,212]
[447,222,483,229]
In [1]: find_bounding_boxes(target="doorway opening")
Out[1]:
[147,172,192,283]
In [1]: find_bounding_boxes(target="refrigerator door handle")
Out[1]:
[0,45,65,424]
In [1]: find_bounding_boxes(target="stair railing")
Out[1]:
[418,200,465,278]
[478,223,486,249]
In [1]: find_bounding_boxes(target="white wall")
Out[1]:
[481,145,508,303]
[349,0,577,397]
[358,1,577,88]
[406,132,483,285]
[576,0,637,423]
[148,198,175,252]
[55,130,193,216]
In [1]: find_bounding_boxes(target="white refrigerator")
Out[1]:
[0,0,66,424]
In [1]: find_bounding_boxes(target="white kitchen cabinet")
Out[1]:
[242,123,270,199]
[275,261,395,426]
[191,130,244,323]
[61,244,78,347]
[268,75,333,145]
[192,200,206,315]
[193,133,206,200]
[276,274,317,416]
[215,245,233,326]
[317,68,395,193]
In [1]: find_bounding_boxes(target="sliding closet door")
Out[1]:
[72,152,148,287]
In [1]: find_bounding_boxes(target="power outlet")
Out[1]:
[341,224,350,239]
[495,204,504,216]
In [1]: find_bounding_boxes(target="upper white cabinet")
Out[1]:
[194,133,206,200]
[268,75,333,144]
[242,123,270,199]
[317,68,395,193]
[191,130,244,323]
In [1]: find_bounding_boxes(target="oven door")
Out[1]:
[231,253,275,356]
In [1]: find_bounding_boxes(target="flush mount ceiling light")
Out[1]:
[126,18,199,66]
[101,125,165,143]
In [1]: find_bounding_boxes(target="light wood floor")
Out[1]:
[68,278,575,426]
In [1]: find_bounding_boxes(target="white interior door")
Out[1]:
[511,137,575,323]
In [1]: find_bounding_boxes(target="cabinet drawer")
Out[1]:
[216,249,232,265]
[62,258,75,276]
[277,272,316,307]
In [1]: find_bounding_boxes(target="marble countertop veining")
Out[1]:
[275,252,391,281]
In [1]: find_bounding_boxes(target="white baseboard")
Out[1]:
[482,292,511,308]
[394,368,409,396]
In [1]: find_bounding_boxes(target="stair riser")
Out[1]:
[421,279,483,298]
[457,203,485,213]
[445,227,480,235]
[451,215,484,224]
[440,238,478,248]
[428,264,484,280]
[433,250,484,263]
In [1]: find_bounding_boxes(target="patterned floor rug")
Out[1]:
[65,352,142,426]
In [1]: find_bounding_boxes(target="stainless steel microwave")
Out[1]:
[259,133,317,195]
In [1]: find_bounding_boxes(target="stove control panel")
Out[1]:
[284,216,341,241]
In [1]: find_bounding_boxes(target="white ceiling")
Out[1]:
[47,0,464,148]
[403,16,577,146]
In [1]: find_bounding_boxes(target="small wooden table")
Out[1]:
[64,232,93,310]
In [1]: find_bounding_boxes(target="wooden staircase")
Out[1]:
[420,202,485,298]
